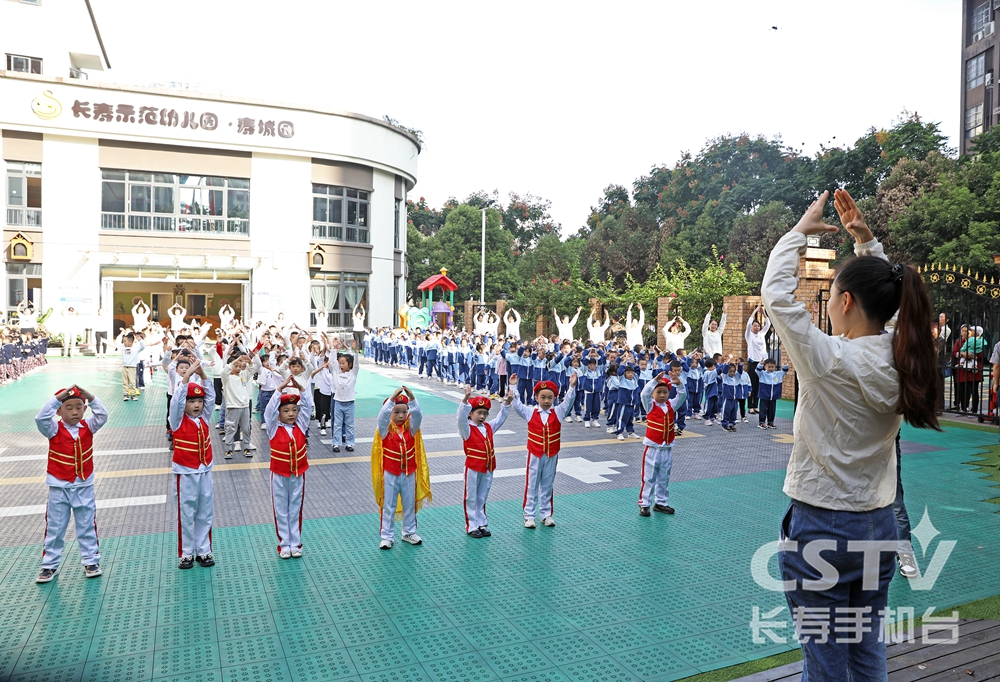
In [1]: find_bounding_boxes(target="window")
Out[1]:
[310,272,368,328]
[6,162,41,227]
[394,199,401,249]
[967,103,985,140]
[969,54,987,89]
[312,184,369,243]
[101,170,249,235]
[974,2,992,32]
[6,54,42,74]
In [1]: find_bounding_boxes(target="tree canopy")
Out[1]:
[403,111,998,333]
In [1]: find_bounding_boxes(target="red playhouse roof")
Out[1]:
[417,268,458,292]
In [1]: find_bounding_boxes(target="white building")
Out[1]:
[1,0,417,340]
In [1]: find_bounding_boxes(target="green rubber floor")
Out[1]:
[1,427,997,682]
[1,360,456,432]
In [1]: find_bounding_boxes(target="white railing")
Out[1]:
[101,212,248,236]
[7,208,41,227]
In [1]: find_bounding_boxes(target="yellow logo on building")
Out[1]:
[31,90,62,120]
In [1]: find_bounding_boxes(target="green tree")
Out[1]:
[404,224,437,303]
[406,197,450,237]
[728,202,796,289]
[581,186,666,287]
[426,204,519,305]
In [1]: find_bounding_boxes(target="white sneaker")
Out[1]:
[584,421,591,428]
[279,549,291,559]
[320,428,327,436]
[524,519,536,528]
[260,422,267,430]
[575,416,582,422]
[606,427,615,434]
[401,534,422,545]
[565,416,573,423]
[379,540,392,550]
[541,517,555,527]
[617,434,625,440]
[290,549,302,558]
[628,432,641,439]
[704,419,714,426]
[897,552,918,578]
[742,418,749,423]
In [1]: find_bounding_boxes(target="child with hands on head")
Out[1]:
[637,371,686,517]
[34,385,108,583]
[372,386,431,549]
[264,375,313,559]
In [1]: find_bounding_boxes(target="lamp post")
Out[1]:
[479,199,495,305]
[992,253,1000,268]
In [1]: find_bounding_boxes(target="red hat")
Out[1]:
[279,393,300,406]
[186,383,206,399]
[469,396,492,412]
[655,376,673,388]
[533,380,558,396]
[394,395,410,405]
[56,387,84,402]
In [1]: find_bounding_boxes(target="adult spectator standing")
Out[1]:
[991,337,1000,440]
[933,324,948,415]
[937,312,951,343]
[958,325,986,417]
[744,305,770,414]
[701,303,726,358]
[352,303,366,352]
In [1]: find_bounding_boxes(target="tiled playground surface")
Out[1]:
[0,358,997,682]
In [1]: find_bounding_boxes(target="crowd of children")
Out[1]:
[29,301,789,583]
[0,328,47,384]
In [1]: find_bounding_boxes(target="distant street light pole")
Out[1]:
[479,199,495,305]
[480,207,486,304]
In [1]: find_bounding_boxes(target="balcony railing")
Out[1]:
[102,212,249,236]
[6,208,42,227]
[312,223,368,243]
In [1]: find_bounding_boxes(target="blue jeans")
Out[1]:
[892,432,911,552]
[257,390,274,419]
[779,499,896,682]
[333,400,355,447]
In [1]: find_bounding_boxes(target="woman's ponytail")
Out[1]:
[835,257,941,430]
[891,265,941,430]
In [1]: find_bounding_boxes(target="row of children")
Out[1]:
[33,360,689,583]
[0,328,47,384]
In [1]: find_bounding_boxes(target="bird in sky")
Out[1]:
[771,26,779,30]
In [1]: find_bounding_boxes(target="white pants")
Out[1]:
[464,468,493,532]
[271,472,305,553]
[638,445,673,507]
[176,472,214,557]
[380,472,416,542]
[42,485,100,569]
[523,454,557,521]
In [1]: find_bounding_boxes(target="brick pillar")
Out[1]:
[495,300,507,337]
[657,296,676,348]
[463,300,474,332]
[721,295,762,361]
[535,307,546,339]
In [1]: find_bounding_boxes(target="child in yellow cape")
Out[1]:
[371,386,431,549]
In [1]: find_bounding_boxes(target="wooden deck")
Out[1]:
[732,619,1000,681]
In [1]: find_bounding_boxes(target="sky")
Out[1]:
[90,0,961,236]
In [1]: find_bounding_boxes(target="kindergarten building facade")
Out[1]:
[1,1,418,339]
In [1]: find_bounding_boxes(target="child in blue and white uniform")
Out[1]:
[719,359,745,432]
[614,364,641,440]
[755,358,788,429]
[702,358,720,426]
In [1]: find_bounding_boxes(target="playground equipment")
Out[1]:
[413,268,457,330]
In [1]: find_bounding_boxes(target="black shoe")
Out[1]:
[653,504,675,514]
[345,445,354,452]
[332,445,340,453]
[468,529,484,538]
[478,527,491,537]
[225,451,233,459]
[178,556,195,569]
[196,554,215,567]
[639,507,651,517]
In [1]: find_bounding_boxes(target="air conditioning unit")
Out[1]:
[974,30,985,42]
[987,21,996,36]
[988,72,995,86]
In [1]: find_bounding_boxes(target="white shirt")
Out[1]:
[329,353,360,402]
[761,231,901,512]
[662,320,691,354]
[744,315,770,363]
[702,312,727,358]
